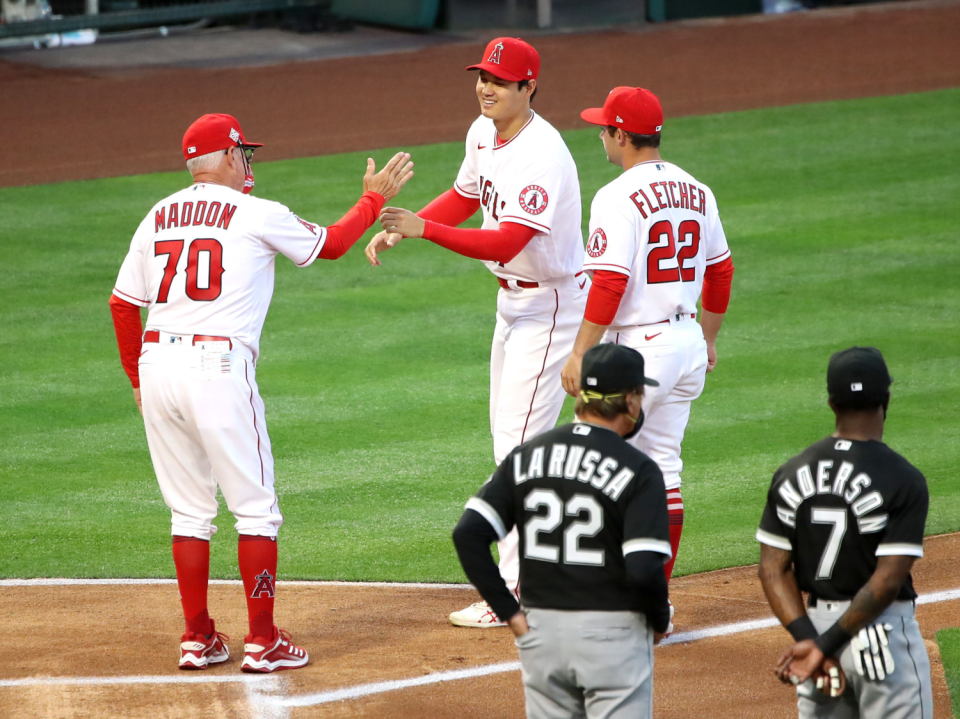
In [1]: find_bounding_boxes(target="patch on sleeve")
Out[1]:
[519,185,548,215]
[587,228,607,258]
[295,216,318,235]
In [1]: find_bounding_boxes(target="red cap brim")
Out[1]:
[580,108,609,127]
[466,62,525,82]
[241,142,264,148]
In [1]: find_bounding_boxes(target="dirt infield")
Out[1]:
[2,533,957,718]
[3,3,959,718]
[1,0,960,187]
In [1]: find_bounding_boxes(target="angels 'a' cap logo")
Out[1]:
[488,41,504,64]
[229,127,241,143]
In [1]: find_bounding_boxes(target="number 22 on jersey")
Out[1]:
[155,239,225,302]
[524,489,605,566]
[647,220,700,284]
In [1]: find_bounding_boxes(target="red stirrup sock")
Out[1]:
[664,489,685,582]
[238,535,278,641]
[172,536,213,636]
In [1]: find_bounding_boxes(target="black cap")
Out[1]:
[581,344,659,398]
[827,346,892,408]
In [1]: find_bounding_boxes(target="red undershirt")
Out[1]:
[416,188,537,264]
[584,257,734,326]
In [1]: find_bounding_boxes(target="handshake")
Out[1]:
[364,206,424,267]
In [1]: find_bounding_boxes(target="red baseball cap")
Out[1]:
[580,87,664,135]
[466,37,540,82]
[182,113,263,161]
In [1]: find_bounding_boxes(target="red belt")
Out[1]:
[497,271,584,290]
[143,330,232,349]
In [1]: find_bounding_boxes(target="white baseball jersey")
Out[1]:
[583,160,730,327]
[113,182,327,360]
[454,111,584,283]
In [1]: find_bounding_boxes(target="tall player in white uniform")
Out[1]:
[109,113,413,670]
[561,87,735,594]
[365,38,588,627]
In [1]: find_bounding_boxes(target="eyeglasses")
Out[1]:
[225,146,256,162]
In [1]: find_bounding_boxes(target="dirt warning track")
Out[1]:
[1,533,957,718]
[1,0,959,187]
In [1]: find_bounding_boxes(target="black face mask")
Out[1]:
[624,408,645,440]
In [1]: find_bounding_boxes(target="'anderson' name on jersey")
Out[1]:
[757,437,928,601]
[469,422,671,612]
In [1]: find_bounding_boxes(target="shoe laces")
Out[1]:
[277,628,294,647]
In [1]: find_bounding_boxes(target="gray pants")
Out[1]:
[516,608,654,719]
[797,600,932,719]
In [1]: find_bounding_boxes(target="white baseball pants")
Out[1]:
[139,337,283,541]
[490,275,588,594]
[605,316,708,491]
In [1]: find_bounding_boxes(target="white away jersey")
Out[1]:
[583,161,731,327]
[454,112,584,283]
[113,182,328,359]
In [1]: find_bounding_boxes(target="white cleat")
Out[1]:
[449,601,508,628]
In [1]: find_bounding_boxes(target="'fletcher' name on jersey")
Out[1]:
[629,171,708,219]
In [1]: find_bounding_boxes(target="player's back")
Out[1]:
[585,160,730,327]
[117,183,319,358]
[759,437,928,601]
[501,422,668,612]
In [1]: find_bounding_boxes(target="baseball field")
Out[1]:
[2,2,960,717]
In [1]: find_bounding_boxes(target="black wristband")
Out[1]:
[813,621,853,657]
[786,616,818,642]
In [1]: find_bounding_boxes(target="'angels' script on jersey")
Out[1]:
[513,443,635,501]
[776,459,886,534]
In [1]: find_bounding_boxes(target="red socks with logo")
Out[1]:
[664,489,684,582]
[238,534,278,642]
[172,536,213,636]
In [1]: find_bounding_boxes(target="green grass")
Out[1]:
[2,89,959,581]
[939,629,960,717]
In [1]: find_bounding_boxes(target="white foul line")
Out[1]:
[1,585,957,706]
[276,662,523,708]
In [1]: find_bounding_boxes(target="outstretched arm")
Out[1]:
[316,152,414,261]
[365,189,480,266]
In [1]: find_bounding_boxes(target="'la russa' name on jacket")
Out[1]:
[513,443,636,501]
[154,201,237,232]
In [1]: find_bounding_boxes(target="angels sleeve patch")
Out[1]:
[519,185,549,215]
[587,228,607,258]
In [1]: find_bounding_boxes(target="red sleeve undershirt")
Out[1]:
[317,191,386,260]
[584,270,629,326]
[109,294,143,388]
[415,187,535,264]
[701,257,734,314]
[418,188,480,226]
[421,220,537,264]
